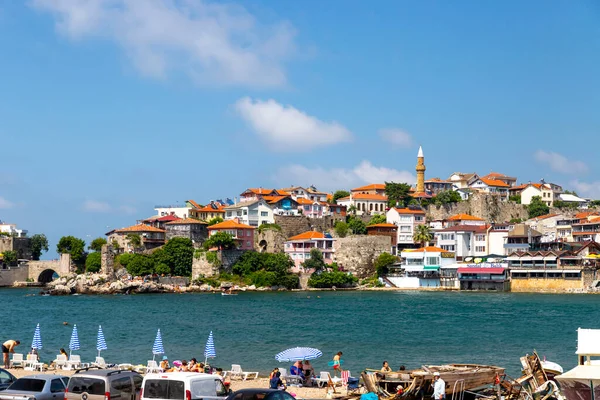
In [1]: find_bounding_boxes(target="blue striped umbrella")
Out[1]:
[31,323,42,350]
[275,347,323,362]
[96,325,107,357]
[152,329,164,360]
[204,331,216,364]
[69,324,80,356]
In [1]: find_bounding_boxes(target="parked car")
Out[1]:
[0,374,68,400]
[141,372,229,400]
[65,369,143,400]
[226,389,295,400]
[0,370,17,392]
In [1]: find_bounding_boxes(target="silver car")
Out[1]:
[0,374,69,400]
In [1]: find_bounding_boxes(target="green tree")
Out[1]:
[126,233,142,248]
[347,205,357,215]
[207,217,224,226]
[332,190,350,203]
[368,214,387,225]
[308,271,358,288]
[348,216,367,235]
[590,200,600,207]
[303,248,326,272]
[433,191,462,205]
[203,232,236,250]
[56,236,87,269]
[2,250,18,266]
[334,221,349,238]
[231,252,298,289]
[126,254,155,276]
[509,195,521,204]
[413,224,433,247]
[115,253,134,269]
[89,237,107,252]
[528,196,550,219]
[553,200,578,210]
[155,263,171,275]
[374,252,399,277]
[257,223,282,233]
[30,234,49,261]
[385,182,412,207]
[85,252,102,273]
[162,237,194,276]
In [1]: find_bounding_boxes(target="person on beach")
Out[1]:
[433,372,446,400]
[332,351,343,377]
[303,360,315,381]
[2,340,20,368]
[381,361,392,373]
[269,371,286,390]
[160,356,170,371]
[290,361,303,376]
[269,368,280,380]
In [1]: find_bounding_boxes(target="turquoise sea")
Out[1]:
[2,289,599,377]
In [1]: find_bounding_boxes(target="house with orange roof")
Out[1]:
[386,207,426,251]
[295,197,325,218]
[106,224,166,252]
[262,195,300,216]
[224,199,274,227]
[239,188,279,202]
[448,172,479,189]
[284,231,335,269]
[322,202,346,218]
[140,214,181,230]
[337,193,388,215]
[571,216,600,243]
[366,223,398,251]
[424,178,454,194]
[525,214,565,243]
[165,218,208,245]
[435,224,490,260]
[469,176,510,200]
[277,185,328,202]
[480,172,517,187]
[385,246,456,289]
[351,183,386,195]
[446,214,486,227]
[521,181,563,206]
[189,201,227,221]
[208,219,255,250]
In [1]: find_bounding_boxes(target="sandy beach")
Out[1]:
[6,368,341,399]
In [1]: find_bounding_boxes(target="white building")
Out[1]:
[446,214,486,227]
[385,246,456,289]
[447,173,479,189]
[558,193,589,208]
[520,182,563,207]
[154,204,192,219]
[469,177,510,200]
[386,207,426,249]
[0,221,27,237]
[337,193,388,215]
[488,224,510,255]
[224,200,274,227]
[279,186,329,202]
[435,225,488,260]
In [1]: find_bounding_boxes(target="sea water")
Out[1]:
[2,289,599,376]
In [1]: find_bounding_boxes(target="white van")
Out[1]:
[141,373,229,400]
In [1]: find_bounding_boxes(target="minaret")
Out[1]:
[416,146,426,192]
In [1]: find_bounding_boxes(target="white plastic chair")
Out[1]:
[146,360,162,373]
[53,354,67,370]
[228,364,259,380]
[64,355,82,370]
[11,353,24,368]
[312,371,333,387]
[92,357,107,368]
[24,354,43,371]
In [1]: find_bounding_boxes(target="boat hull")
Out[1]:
[555,378,600,400]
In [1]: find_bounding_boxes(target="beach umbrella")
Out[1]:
[69,324,80,356]
[31,323,42,350]
[152,329,164,360]
[204,331,216,364]
[96,325,107,357]
[275,347,323,362]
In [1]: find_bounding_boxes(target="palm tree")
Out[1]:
[413,224,433,247]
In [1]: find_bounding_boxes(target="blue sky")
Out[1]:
[1,0,599,258]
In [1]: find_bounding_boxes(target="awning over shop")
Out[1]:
[423,266,440,271]
[458,268,505,274]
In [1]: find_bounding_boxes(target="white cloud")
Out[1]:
[378,128,413,148]
[0,196,14,209]
[83,200,112,213]
[274,160,415,192]
[534,150,588,175]
[234,97,352,151]
[31,0,295,87]
[119,205,137,215]
[570,180,600,200]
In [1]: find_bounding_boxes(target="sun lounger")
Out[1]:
[91,357,107,368]
[146,360,163,374]
[11,353,24,368]
[281,369,304,386]
[227,364,259,381]
[24,354,43,371]
[52,354,67,370]
[64,355,84,370]
[312,371,340,388]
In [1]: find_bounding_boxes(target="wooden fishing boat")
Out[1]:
[365,363,505,399]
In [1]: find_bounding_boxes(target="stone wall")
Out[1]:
[100,245,115,278]
[274,215,344,239]
[13,238,32,260]
[0,237,12,253]
[27,254,72,282]
[0,265,28,286]
[427,194,528,222]
[191,252,219,278]
[256,229,288,253]
[219,249,246,272]
[510,277,583,292]
[334,236,391,278]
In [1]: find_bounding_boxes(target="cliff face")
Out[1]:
[426,194,528,222]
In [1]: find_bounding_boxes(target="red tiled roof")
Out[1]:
[116,224,165,233]
[296,198,315,205]
[439,224,488,233]
[208,220,255,230]
[187,200,202,209]
[244,188,275,195]
[194,204,226,213]
[351,184,386,192]
[165,218,207,225]
[351,193,388,201]
[409,246,450,253]
[156,215,181,222]
[411,191,433,198]
[480,178,510,188]
[393,208,425,214]
[367,223,397,229]
[448,213,484,221]
[288,231,329,241]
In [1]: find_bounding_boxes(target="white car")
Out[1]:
[141,373,229,400]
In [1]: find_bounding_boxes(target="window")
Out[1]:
[236,211,242,216]
[475,235,485,242]
[415,216,423,222]
[111,377,133,397]
[68,377,106,395]
[227,211,232,217]
[143,379,184,400]
[475,246,485,252]
[246,241,251,247]
[247,230,251,236]
[261,211,268,217]
[51,379,65,393]
[426,257,439,265]
[10,378,46,392]
[243,210,248,215]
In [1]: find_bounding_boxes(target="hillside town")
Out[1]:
[2,147,600,293]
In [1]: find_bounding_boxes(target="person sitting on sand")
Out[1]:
[303,361,315,381]
[160,356,170,371]
[381,361,392,373]
[269,371,286,390]
[188,358,200,372]
[181,360,189,371]
[269,368,280,380]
